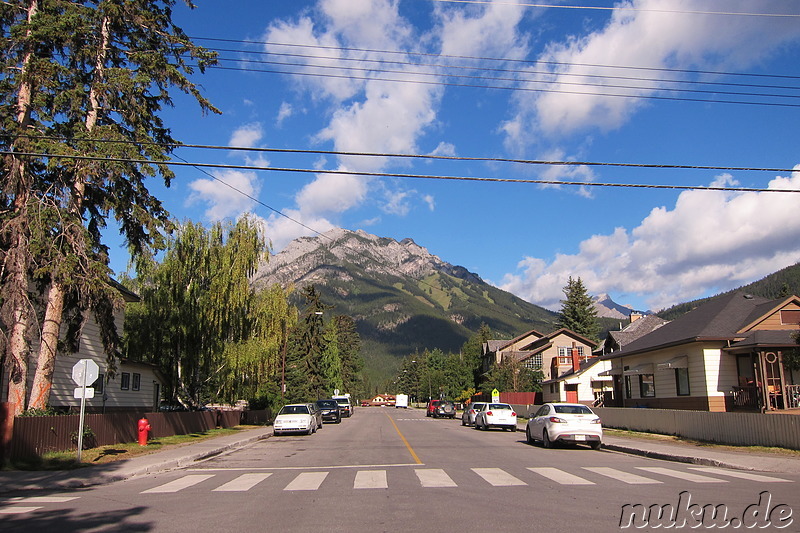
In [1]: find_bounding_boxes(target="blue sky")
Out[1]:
[108,0,800,312]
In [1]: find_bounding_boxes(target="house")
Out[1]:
[541,356,614,406]
[1,282,164,413]
[483,328,597,381]
[368,394,396,406]
[595,313,669,355]
[601,292,800,412]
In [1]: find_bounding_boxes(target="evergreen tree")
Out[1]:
[1,0,217,414]
[557,276,600,341]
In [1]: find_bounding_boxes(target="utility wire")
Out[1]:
[426,0,800,18]
[4,150,798,193]
[8,134,798,174]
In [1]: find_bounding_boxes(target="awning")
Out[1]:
[597,367,623,377]
[623,363,655,375]
[657,356,688,371]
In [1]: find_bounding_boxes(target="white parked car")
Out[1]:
[273,403,319,436]
[474,403,517,431]
[461,402,486,426]
[526,403,602,449]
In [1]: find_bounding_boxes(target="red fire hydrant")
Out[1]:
[138,417,151,446]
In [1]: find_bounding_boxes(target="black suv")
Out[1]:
[432,400,456,419]
[316,399,342,423]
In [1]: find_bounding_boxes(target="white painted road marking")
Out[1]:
[212,473,273,492]
[415,468,457,488]
[0,506,42,515]
[689,467,793,483]
[284,471,329,491]
[637,466,727,483]
[141,474,215,493]
[527,467,595,485]
[354,470,388,489]
[582,467,662,484]
[472,468,527,486]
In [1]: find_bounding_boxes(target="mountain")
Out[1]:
[594,293,638,320]
[251,228,558,380]
[658,262,800,321]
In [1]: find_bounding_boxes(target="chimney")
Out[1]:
[630,312,643,323]
[571,342,581,372]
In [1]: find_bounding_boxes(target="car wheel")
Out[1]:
[590,441,602,450]
[526,426,534,445]
[461,417,466,426]
[542,429,552,448]
[274,430,281,437]
[336,417,341,424]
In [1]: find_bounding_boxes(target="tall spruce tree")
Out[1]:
[557,276,600,342]
[1,0,218,414]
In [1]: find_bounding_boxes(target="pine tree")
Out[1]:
[557,276,600,342]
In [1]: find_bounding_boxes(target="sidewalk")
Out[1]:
[0,426,272,494]
[2,423,799,494]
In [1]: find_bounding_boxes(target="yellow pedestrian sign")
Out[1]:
[492,388,500,402]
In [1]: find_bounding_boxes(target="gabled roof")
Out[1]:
[542,328,597,348]
[604,292,787,359]
[738,295,800,333]
[607,315,668,348]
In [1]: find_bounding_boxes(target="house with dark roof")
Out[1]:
[482,328,597,382]
[600,292,800,412]
[596,313,669,355]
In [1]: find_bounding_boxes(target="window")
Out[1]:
[624,368,632,399]
[523,354,542,369]
[639,374,656,397]
[780,310,800,325]
[92,374,104,393]
[132,373,141,391]
[550,382,559,394]
[557,346,585,364]
[121,372,130,390]
[676,368,690,396]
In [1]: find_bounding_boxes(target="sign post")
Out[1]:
[491,388,500,403]
[71,359,99,462]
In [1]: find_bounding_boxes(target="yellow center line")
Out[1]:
[384,412,423,464]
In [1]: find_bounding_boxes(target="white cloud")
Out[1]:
[429,142,456,157]
[500,167,800,311]
[187,170,261,221]
[504,0,800,142]
[276,102,293,126]
[253,209,336,253]
[295,170,369,215]
[422,194,435,211]
[229,123,264,148]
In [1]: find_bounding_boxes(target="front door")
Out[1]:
[565,384,578,403]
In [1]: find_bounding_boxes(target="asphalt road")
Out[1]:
[3,407,798,532]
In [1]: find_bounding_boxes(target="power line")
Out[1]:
[9,134,797,174]
[4,149,798,193]
[425,0,800,18]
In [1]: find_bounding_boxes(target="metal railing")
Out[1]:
[732,386,760,409]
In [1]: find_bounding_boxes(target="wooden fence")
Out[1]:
[594,407,800,450]
[6,409,243,460]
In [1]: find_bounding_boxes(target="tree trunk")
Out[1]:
[28,15,109,410]
[28,282,65,410]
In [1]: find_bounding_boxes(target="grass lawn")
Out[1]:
[4,425,263,471]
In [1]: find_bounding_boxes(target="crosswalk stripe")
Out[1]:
[0,507,43,514]
[689,468,793,483]
[472,468,527,486]
[7,496,80,503]
[527,467,595,485]
[284,471,329,491]
[582,467,662,484]
[354,470,388,489]
[141,474,215,493]
[637,467,727,483]
[212,473,273,492]
[415,468,457,488]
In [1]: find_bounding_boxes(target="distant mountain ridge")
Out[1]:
[251,229,558,379]
[593,293,642,320]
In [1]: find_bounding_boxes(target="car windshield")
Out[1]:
[317,400,338,408]
[488,403,512,410]
[554,405,593,415]
[278,405,309,415]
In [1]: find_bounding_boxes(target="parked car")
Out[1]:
[461,402,487,426]
[316,399,342,423]
[307,402,324,429]
[426,400,440,417]
[332,395,352,417]
[273,404,319,436]
[431,400,456,419]
[474,403,517,431]
[526,402,602,449]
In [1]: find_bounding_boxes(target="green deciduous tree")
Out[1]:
[557,276,600,342]
[1,0,217,414]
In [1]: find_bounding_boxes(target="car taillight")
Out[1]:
[486,411,493,416]
[511,412,516,417]
[548,416,567,423]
